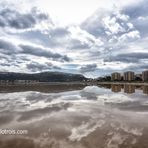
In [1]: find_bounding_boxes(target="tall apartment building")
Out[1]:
[111,72,121,81]
[142,70,148,82]
[123,71,135,81]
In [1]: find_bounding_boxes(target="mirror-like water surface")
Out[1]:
[0,84,148,148]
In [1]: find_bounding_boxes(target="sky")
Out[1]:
[0,0,148,78]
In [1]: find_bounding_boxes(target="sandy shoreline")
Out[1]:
[0,82,147,93]
[0,81,148,86]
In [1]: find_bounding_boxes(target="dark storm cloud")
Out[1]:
[0,7,49,29]
[79,64,97,73]
[26,62,61,72]
[20,44,71,62]
[106,52,148,63]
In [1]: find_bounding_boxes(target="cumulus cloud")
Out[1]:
[81,8,139,41]
[103,15,126,35]
[0,7,50,29]
[118,30,140,42]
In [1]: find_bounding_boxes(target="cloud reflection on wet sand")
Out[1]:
[0,85,148,148]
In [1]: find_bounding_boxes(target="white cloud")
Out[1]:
[119,30,140,42]
[103,16,126,34]
[69,119,105,141]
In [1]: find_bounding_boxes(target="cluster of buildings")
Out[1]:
[111,70,148,82]
[0,80,39,85]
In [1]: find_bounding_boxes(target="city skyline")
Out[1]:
[101,70,148,81]
[0,0,148,78]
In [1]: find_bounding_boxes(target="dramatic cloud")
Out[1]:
[20,44,71,62]
[0,38,71,61]
[0,0,148,77]
[81,8,140,43]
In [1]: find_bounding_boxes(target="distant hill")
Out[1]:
[0,71,87,82]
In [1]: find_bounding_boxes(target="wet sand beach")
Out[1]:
[0,84,148,148]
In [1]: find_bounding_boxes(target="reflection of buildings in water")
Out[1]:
[142,70,148,82]
[124,85,135,94]
[111,85,121,92]
[143,86,148,95]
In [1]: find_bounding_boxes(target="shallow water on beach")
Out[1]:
[0,84,148,148]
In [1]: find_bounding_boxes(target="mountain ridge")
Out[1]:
[0,71,87,82]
